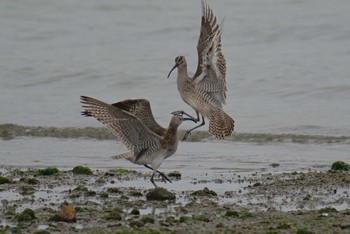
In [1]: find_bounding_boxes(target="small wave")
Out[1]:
[1,123,349,144]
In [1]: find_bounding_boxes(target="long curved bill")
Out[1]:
[167,64,178,78]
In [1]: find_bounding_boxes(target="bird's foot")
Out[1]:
[158,172,172,184]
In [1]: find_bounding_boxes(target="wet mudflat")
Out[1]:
[0,166,349,234]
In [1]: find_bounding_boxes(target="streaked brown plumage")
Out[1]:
[111,99,166,136]
[80,96,195,187]
[167,0,234,140]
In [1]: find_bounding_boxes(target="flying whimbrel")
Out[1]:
[167,0,234,140]
[80,96,196,187]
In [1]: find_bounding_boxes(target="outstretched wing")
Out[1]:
[80,96,162,153]
[193,0,227,106]
[111,99,166,136]
[112,118,162,154]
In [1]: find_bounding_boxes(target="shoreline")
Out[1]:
[1,166,349,233]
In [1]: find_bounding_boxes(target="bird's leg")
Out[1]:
[144,165,172,184]
[150,171,158,188]
[182,115,205,141]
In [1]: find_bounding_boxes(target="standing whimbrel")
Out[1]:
[167,0,234,140]
[80,96,196,187]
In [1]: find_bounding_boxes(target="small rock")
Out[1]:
[270,163,280,168]
[303,194,311,200]
[95,176,105,183]
[340,223,350,229]
[141,215,155,224]
[296,227,315,234]
[318,207,337,213]
[168,171,181,179]
[18,185,36,195]
[60,201,76,222]
[130,208,140,215]
[107,187,122,194]
[276,222,291,229]
[331,161,350,171]
[0,176,11,184]
[129,189,143,197]
[191,187,217,196]
[129,220,143,228]
[146,187,176,201]
[179,216,191,223]
[192,213,210,222]
[27,178,40,185]
[16,208,36,222]
[104,211,122,221]
[214,179,223,184]
[34,230,51,234]
[49,214,62,222]
[72,166,93,175]
[36,167,59,176]
[165,216,176,223]
[216,222,225,228]
[223,210,239,218]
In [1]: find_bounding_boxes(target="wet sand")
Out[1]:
[0,166,349,233]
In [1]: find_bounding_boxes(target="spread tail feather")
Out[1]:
[111,152,135,163]
[209,109,234,139]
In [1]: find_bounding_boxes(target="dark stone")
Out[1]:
[36,167,59,176]
[129,220,143,228]
[130,208,140,215]
[191,187,217,196]
[168,171,181,179]
[16,208,36,222]
[270,163,280,168]
[141,215,155,224]
[318,207,337,213]
[331,161,350,171]
[224,210,239,218]
[72,166,93,175]
[146,187,176,201]
[104,211,122,221]
[107,187,122,194]
[129,189,143,197]
[0,176,11,184]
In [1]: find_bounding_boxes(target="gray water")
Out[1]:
[1,0,350,172]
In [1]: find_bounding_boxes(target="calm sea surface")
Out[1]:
[1,0,349,173]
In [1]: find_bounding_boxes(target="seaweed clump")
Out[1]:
[331,161,350,171]
[72,166,93,175]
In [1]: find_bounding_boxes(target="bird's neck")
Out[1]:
[177,65,188,80]
[177,65,190,92]
[163,124,179,150]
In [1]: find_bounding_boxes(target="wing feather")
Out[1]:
[80,96,162,153]
[112,99,166,136]
[193,0,227,106]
